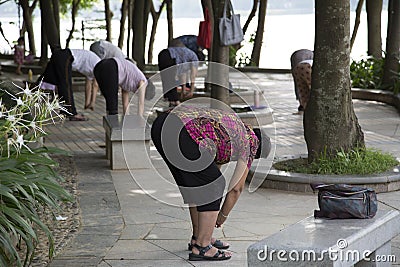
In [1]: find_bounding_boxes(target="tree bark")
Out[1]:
[66,0,81,48]
[104,0,112,42]
[210,0,230,108]
[251,0,267,66]
[350,0,364,51]
[366,0,383,58]
[40,13,48,66]
[382,0,400,88]
[148,0,168,64]
[39,0,61,52]
[19,0,37,55]
[304,0,364,162]
[243,0,258,36]
[166,0,173,45]
[132,0,150,68]
[127,0,133,57]
[118,0,128,49]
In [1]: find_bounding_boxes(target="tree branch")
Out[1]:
[243,0,258,35]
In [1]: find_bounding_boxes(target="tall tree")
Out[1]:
[242,0,258,36]
[304,0,364,162]
[366,0,383,58]
[210,0,230,107]
[382,0,400,88]
[118,0,128,48]
[126,0,133,57]
[19,0,39,55]
[148,0,168,64]
[350,0,364,51]
[104,0,112,41]
[132,0,151,68]
[166,0,173,45]
[251,0,267,66]
[39,0,61,52]
[66,0,81,47]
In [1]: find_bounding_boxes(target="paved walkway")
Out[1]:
[2,70,400,266]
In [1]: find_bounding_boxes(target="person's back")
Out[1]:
[90,40,126,60]
[290,49,313,113]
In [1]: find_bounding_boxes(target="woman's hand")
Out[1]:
[215,211,228,228]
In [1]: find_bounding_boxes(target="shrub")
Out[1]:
[350,57,384,89]
[273,148,398,175]
[0,81,71,267]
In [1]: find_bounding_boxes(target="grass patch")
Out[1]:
[273,148,399,175]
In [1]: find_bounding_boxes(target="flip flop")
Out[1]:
[188,244,231,261]
[69,114,89,121]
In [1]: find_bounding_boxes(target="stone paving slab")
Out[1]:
[4,71,399,266]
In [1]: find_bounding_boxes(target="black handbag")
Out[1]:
[311,183,378,219]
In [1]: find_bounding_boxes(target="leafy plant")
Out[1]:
[350,56,384,89]
[0,81,71,266]
[350,55,400,92]
[273,148,398,175]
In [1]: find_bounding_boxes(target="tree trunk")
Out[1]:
[382,0,400,88]
[39,16,48,66]
[166,0,173,45]
[148,0,168,64]
[39,0,60,52]
[210,0,230,108]
[251,0,267,66]
[201,0,214,92]
[132,0,150,68]
[127,0,133,57]
[66,0,81,48]
[118,0,128,48]
[243,0,258,36]
[350,0,364,51]
[104,0,112,41]
[19,0,36,55]
[52,0,60,33]
[366,0,382,58]
[304,0,364,162]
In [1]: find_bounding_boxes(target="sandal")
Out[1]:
[188,235,230,250]
[69,114,89,121]
[188,243,231,261]
[84,104,94,111]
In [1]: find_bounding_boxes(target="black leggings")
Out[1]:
[151,112,225,212]
[158,49,179,102]
[42,49,76,115]
[94,58,119,115]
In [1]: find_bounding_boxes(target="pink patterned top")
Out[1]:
[171,106,259,168]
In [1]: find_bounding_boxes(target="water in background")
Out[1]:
[0,11,388,69]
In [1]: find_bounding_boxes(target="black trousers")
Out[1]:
[42,48,76,115]
[94,58,119,115]
[158,49,179,102]
[151,112,225,212]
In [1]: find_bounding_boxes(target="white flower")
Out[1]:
[7,115,15,122]
[22,84,32,96]
[16,134,24,148]
[16,97,24,106]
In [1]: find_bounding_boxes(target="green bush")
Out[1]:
[0,81,71,267]
[273,148,398,175]
[350,57,384,89]
[350,56,400,93]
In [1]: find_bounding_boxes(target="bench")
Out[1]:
[103,115,151,170]
[247,210,400,266]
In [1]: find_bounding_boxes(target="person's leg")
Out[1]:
[295,62,312,110]
[94,59,119,115]
[158,49,180,106]
[84,78,93,110]
[90,79,99,109]
[53,49,78,116]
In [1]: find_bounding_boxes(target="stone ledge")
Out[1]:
[352,88,400,114]
[248,159,400,193]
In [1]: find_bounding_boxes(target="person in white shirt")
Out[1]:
[40,48,100,121]
[69,49,100,110]
[90,40,127,60]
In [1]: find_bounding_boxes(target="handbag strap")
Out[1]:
[204,7,209,21]
[223,0,236,18]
